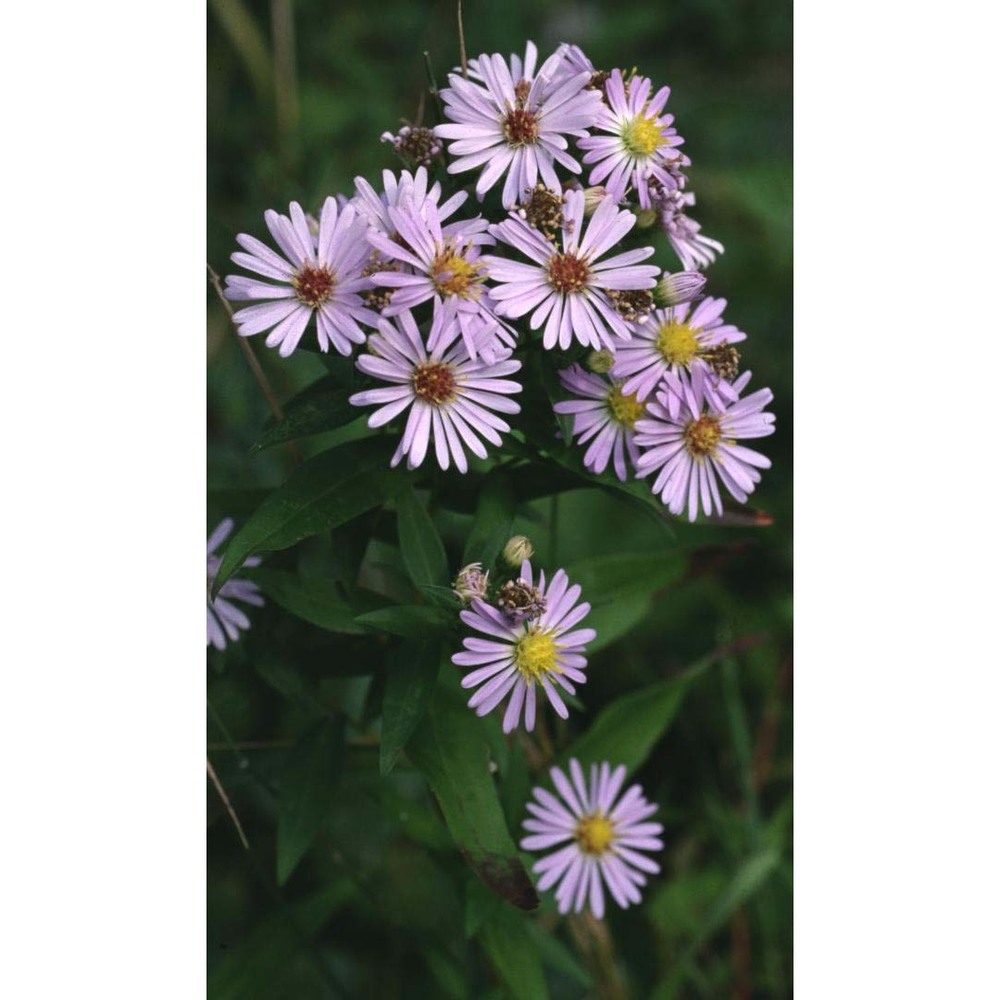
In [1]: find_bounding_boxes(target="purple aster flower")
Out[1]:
[224,198,380,357]
[366,200,511,360]
[453,559,595,733]
[348,309,521,472]
[485,190,660,351]
[578,69,685,209]
[634,367,775,521]
[553,364,646,481]
[613,297,747,402]
[552,43,596,79]
[521,759,663,918]
[207,519,264,651]
[464,40,562,88]
[352,167,468,243]
[655,188,725,271]
[435,51,604,209]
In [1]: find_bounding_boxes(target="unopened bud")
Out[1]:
[655,270,707,307]
[633,208,658,229]
[583,186,609,216]
[586,349,615,374]
[453,562,489,603]
[502,535,534,567]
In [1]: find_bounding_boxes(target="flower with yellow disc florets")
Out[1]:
[453,559,595,733]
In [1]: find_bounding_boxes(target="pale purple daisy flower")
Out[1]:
[521,759,663,918]
[464,40,563,88]
[655,188,725,271]
[207,518,264,651]
[613,297,746,402]
[435,51,604,209]
[552,43,596,79]
[634,366,775,521]
[352,167,468,243]
[485,190,660,351]
[348,309,521,472]
[553,365,645,481]
[454,559,595,733]
[224,198,380,357]
[579,69,685,210]
[366,201,511,360]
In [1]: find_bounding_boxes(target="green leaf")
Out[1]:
[567,551,686,652]
[525,921,592,989]
[396,485,448,588]
[252,568,369,633]
[355,605,454,640]
[462,471,517,567]
[406,684,539,911]
[652,849,780,999]
[560,672,691,774]
[252,376,357,451]
[380,643,441,775]
[276,718,345,885]
[477,905,550,1000]
[212,439,399,595]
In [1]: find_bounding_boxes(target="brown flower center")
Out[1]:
[412,362,457,405]
[292,264,335,308]
[684,415,723,457]
[547,252,590,293]
[503,107,540,146]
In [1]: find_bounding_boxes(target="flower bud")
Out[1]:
[583,186,609,216]
[655,270,707,307]
[633,208,658,229]
[586,349,615,374]
[452,562,489,603]
[502,535,534,567]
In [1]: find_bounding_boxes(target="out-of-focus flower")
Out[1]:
[435,49,604,208]
[579,69,685,209]
[349,310,522,472]
[502,534,534,566]
[207,519,264,651]
[485,190,660,351]
[654,188,725,271]
[224,199,379,357]
[554,365,645,481]
[612,297,746,402]
[453,560,594,733]
[634,367,775,521]
[453,562,490,602]
[521,758,663,918]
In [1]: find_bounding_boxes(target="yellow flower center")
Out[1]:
[607,384,645,429]
[621,115,665,157]
[655,320,700,366]
[514,628,558,683]
[684,415,723,457]
[431,245,485,299]
[575,814,615,855]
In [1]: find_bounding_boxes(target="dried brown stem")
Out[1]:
[457,0,468,78]
[207,757,250,850]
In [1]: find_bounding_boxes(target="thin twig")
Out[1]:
[457,0,468,78]
[423,51,444,122]
[207,757,250,850]
[207,264,287,424]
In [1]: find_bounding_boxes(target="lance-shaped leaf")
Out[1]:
[567,551,686,652]
[212,439,399,595]
[559,654,715,774]
[477,904,550,1000]
[396,485,448,588]
[276,717,345,885]
[406,684,539,911]
[462,471,517,568]
[252,568,370,634]
[380,642,441,775]
[355,605,454,640]
[252,375,359,451]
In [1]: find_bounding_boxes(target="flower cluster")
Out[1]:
[220,40,774,521]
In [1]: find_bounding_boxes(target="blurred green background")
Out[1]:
[208,0,791,996]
